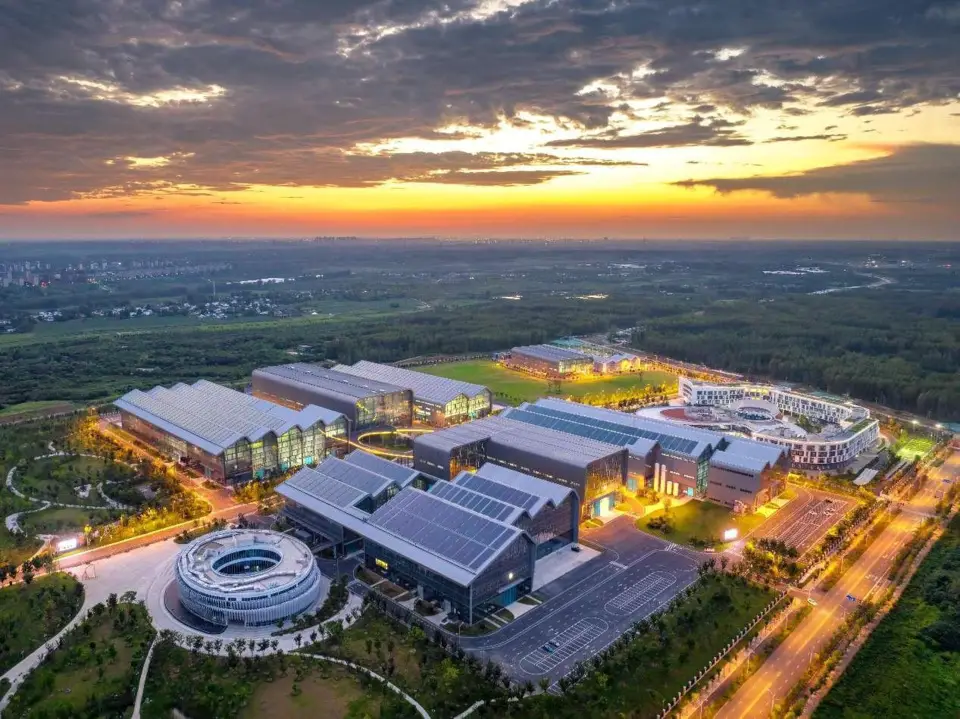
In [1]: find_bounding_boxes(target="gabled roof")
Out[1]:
[511,344,592,363]
[254,364,407,402]
[448,463,577,520]
[343,450,420,488]
[115,380,345,456]
[333,361,489,405]
[712,438,787,474]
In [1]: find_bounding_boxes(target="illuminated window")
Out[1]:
[375,558,389,571]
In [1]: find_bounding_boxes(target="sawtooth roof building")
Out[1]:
[413,414,627,518]
[332,360,492,426]
[501,398,790,512]
[504,344,594,379]
[115,380,346,483]
[276,451,568,622]
[252,364,413,430]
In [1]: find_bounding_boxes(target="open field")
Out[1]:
[636,500,767,549]
[0,401,75,423]
[0,574,85,674]
[814,514,960,719]
[418,359,675,404]
[240,663,383,719]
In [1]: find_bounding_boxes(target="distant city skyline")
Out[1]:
[2,1,958,240]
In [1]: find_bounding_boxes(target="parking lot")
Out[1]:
[461,516,702,687]
[753,486,855,554]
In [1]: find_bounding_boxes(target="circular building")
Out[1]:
[175,529,323,627]
[734,398,779,422]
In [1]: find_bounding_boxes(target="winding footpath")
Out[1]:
[4,451,132,534]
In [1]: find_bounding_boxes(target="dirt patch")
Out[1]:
[241,664,380,719]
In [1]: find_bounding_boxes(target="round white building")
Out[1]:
[175,528,323,627]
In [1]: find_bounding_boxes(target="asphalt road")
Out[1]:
[717,450,957,718]
[460,517,703,686]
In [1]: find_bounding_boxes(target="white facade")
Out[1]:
[678,378,879,470]
[175,529,323,627]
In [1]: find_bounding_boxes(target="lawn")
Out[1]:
[512,573,778,719]
[20,506,117,534]
[311,608,506,717]
[3,596,155,718]
[240,663,383,719]
[0,573,85,674]
[418,359,676,405]
[636,499,767,549]
[0,401,74,421]
[814,514,960,719]
[0,483,43,566]
[16,455,126,507]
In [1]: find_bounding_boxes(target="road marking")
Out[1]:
[519,618,608,674]
[610,561,628,570]
[604,571,677,616]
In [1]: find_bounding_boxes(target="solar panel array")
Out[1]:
[282,467,368,508]
[368,489,517,571]
[117,380,327,453]
[313,457,393,497]
[512,344,592,363]
[430,481,517,522]
[508,404,703,456]
[456,473,540,511]
[344,451,418,485]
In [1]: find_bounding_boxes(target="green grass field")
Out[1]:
[20,506,116,534]
[895,434,936,460]
[17,456,119,507]
[636,500,767,548]
[815,514,960,719]
[0,401,74,419]
[418,359,676,404]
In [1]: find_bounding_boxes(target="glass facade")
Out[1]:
[355,392,413,429]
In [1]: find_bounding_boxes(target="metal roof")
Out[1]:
[368,488,522,575]
[505,399,715,459]
[511,344,592,363]
[414,414,623,469]
[343,450,420,487]
[430,480,522,523]
[458,463,575,516]
[254,364,407,402]
[310,456,397,498]
[277,466,370,510]
[115,380,345,456]
[333,361,490,406]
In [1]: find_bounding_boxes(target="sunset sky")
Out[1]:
[2,0,959,240]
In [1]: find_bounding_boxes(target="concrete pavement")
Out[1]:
[716,450,957,718]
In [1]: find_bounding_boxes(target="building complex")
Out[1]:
[413,414,628,517]
[115,380,346,483]
[677,378,880,469]
[332,360,492,426]
[252,364,413,430]
[276,452,577,622]
[503,344,595,379]
[175,529,324,627]
[502,398,790,511]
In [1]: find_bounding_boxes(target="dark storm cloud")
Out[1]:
[0,0,958,204]
[673,144,960,205]
[545,118,752,148]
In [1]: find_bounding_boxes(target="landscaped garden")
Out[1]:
[2,593,154,719]
[636,499,767,549]
[0,573,84,674]
[418,359,675,405]
[16,455,130,507]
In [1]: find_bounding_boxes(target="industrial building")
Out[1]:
[175,529,324,627]
[504,344,594,379]
[502,398,790,512]
[413,414,627,517]
[252,364,413,430]
[277,452,542,623]
[678,378,880,469]
[114,380,346,483]
[332,360,492,426]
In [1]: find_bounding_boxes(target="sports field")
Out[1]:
[417,359,675,404]
[895,433,936,460]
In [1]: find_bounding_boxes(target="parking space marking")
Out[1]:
[604,570,677,616]
[519,618,607,674]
